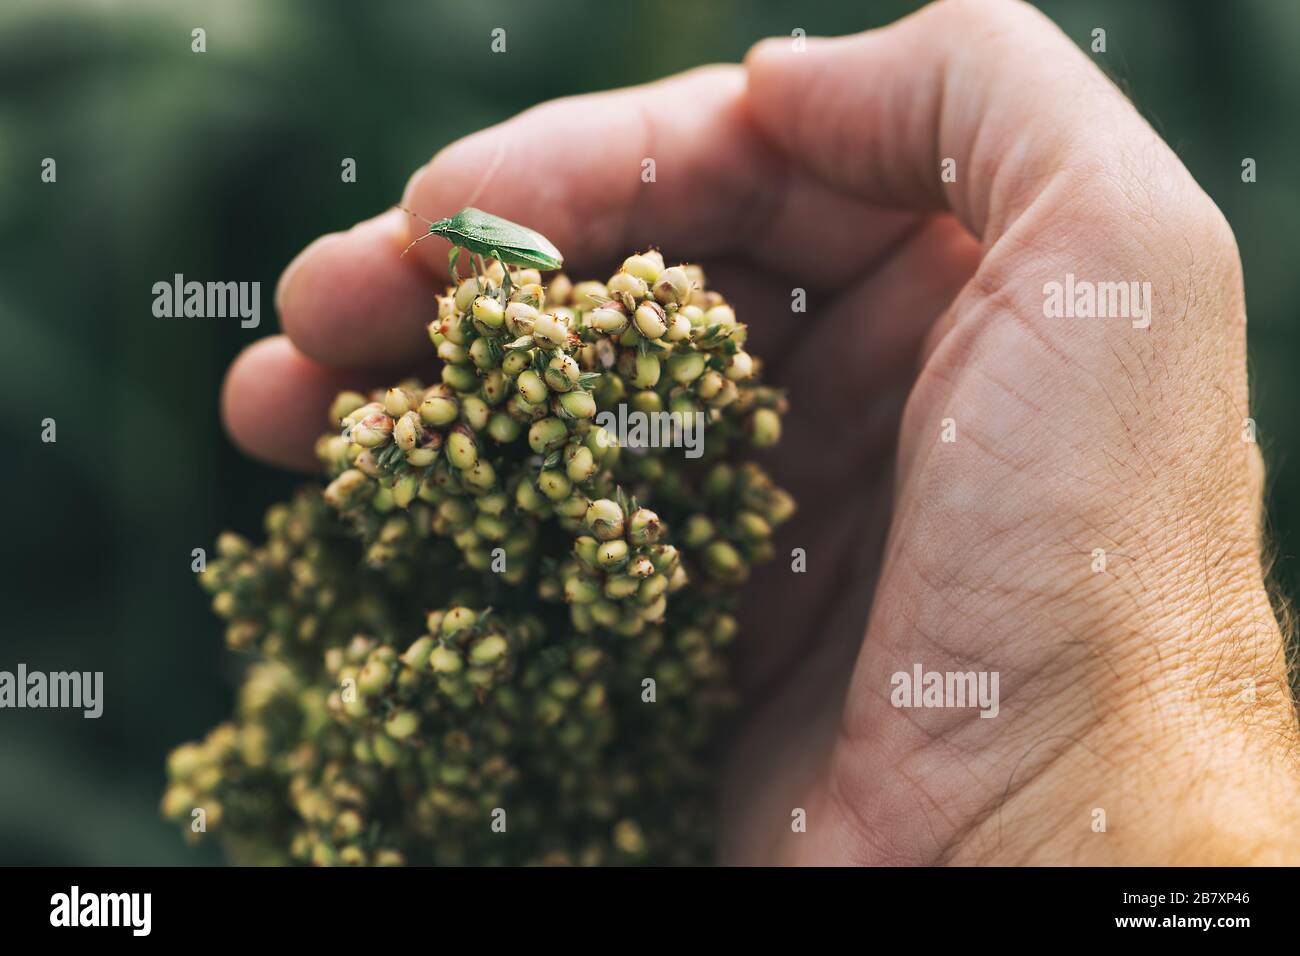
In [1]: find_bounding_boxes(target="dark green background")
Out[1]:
[1,0,1296,864]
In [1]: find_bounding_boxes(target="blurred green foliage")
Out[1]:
[2,0,1297,863]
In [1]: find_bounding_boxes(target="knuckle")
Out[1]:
[1064,157,1243,293]
[1198,194,1243,273]
[925,0,1042,31]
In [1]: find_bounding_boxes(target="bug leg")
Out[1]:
[448,247,461,284]
[492,250,513,301]
[470,252,484,294]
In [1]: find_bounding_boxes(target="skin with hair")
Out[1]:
[224,0,1300,864]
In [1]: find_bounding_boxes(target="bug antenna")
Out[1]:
[395,205,441,257]
[395,204,436,226]
[400,231,437,258]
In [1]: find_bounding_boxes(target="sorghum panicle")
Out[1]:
[166,252,794,865]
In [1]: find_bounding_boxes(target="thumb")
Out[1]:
[744,1,1278,865]
[745,0,1181,245]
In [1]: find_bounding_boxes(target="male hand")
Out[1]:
[223,0,1300,864]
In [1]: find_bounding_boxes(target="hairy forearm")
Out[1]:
[954,573,1300,866]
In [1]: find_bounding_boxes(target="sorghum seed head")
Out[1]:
[330,390,369,425]
[735,510,773,539]
[705,303,736,328]
[630,389,663,415]
[514,477,548,514]
[544,354,581,392]
[605,574,640,599]
[703,540,744,579]
[533,312,569,349]
[652,266,691,307]
[454,278,478,312]
[766,488,797,525]
[585,498,625,541]
[566,445,597,483]
[472,296,505,329]
[555,493,589,519]
[709,379,739,408]
[574,535,600,566]
[528,416,569,454]
[463,459,496,489]
[391,473,418,509]
[622,253,661,284]
[442,364,479,392]
[632,353,661,388]
[446,425,479,470]
[638,573,668,603]
[505,302,539,337]
[401,636,435,670]
[507,284,541,311]
[481,369,509,404]
[594,338,618,370]
[384,387,416,417]
[572,281,609,309]
[695,369,725,400]
[393,411,422,451]
[429,645,463,674]
[214,531,250,560]
[627,555,655,579]
[437,339,470,366]
[748,407,781,448]
[588,303,628,334]
[502,350,532,377]
[596,539,629,570]
[725,350,755,381]
[546,273,573,307]
[357,659,391,696]
[586,426,619,460]
[564,575,600,604]
[441,607,477,635]
[650,544,680,572]
[557,389,597,420]
[470,634,509,665]
[461,396,491,430]
[668,392,698,419]
[682,514,714,548]
[468,337,497,370]
[385,710,420,739]
[613,820,647,855]
[324,469,373,509]
[488,413,522,444]
[179,253,797,866]
[665,311,692,341]
[633,301,668,339]
[627,508,663,546]
[666,352,706,385]
[537,470,573,501]
[608,271,648,299]
[353,413,395,448]
[420,390,459,426]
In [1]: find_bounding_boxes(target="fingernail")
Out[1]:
[275,249,307,316]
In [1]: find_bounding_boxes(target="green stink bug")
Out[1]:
[398,206,564,283]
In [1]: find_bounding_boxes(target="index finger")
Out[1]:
[277,66,748,369]
[275,64,918,370]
